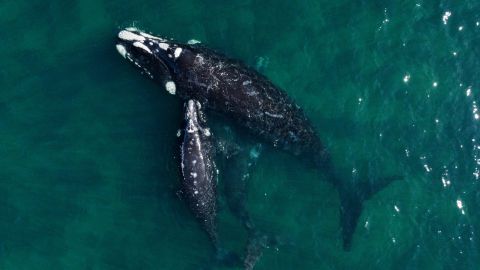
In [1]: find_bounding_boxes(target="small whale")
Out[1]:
[180,102,243,268]
[180,99,217,244]
[116,28,400,250]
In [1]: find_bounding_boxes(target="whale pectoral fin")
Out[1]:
[339,175,403,250]
[338,190,363,250]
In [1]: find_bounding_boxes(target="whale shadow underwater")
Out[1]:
[115,28,402,254]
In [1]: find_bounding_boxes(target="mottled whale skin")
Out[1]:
[116,28,329,166]
[180,100,217,244]
[116,28,398,250]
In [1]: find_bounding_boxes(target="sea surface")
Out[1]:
[1,0,479,269]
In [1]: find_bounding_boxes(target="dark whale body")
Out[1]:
[116,28,399,250]
[180,101,243,267]
[174,47,327,162]
[180,100,217,244]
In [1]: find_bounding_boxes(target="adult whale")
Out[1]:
[116,28,397,249]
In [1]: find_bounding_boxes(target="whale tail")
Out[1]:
[336,175,403,250]
[316,151,402,249]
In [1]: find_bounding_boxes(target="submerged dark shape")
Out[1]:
[219,133,271,269]
[180,99,218,244]
[227,145,282,270]
[116,28,399,250]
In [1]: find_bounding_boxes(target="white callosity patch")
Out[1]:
[116,44,127,58]
[165,81,176,95]
[159,43,169,50]
[118,30,145,42]
[138,31,167,41]
[174,47,183,58]
[133,41,152,54]
[123,27,167,41]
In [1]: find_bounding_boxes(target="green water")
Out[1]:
[1,0,479,269]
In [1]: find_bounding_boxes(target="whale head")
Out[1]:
[116,28,193,95]
[185,100,201,133]
[185,99,209,134]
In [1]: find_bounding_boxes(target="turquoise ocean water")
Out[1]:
[1,0,479,269]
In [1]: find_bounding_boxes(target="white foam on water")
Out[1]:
[442,11,452,25]
[187,39,201,45]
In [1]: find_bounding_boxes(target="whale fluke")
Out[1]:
[338,175,403,250]
[338,187,363,250]
[314,148,403,250]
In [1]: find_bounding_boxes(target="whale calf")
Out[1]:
[116,28,399,249]
[180,99,217,244]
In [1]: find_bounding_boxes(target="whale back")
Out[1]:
[174,47,324,158]
[180,100,218,244]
